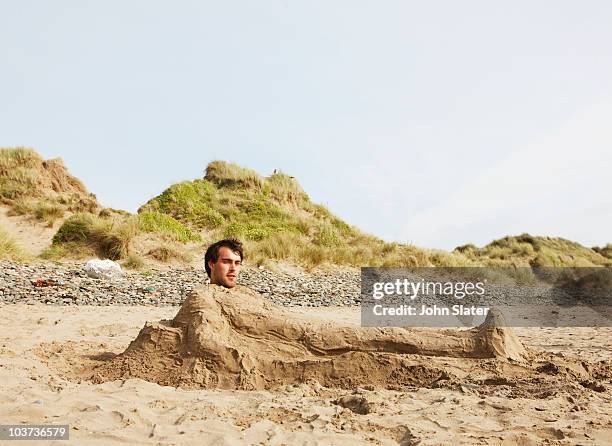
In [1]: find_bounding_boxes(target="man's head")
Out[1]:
[204,239,244,288]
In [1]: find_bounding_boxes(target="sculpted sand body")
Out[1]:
[92,285,527,390]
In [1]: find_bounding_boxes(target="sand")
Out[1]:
[89,285,528,390]
[0,206,68,256]
[1,295,611,445]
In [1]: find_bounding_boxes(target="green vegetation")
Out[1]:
[139,179,225,229]
[262,171,309,205]
[4,148,610,269]
[139,161,480,268]
[98,208,130,218]
[47,211,200,263]
[454,234,612,267]
[39,244,73,261]
[137,211,201,242]
[242,233,449,269]
[141,161,612,268]
[0,225,28,261]
[49,213,138,260]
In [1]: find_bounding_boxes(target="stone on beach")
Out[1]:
[84,259,123,280]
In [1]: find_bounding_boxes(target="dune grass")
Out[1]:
[48,213,139,260]
[204,160,264,190]
[1,147,99,224]
[146,244,191,263]
[137,211,201,242]
[139,161,612,269]
[0,226,28,261]
[593,244,612,260]
[8,198,65,226]
[262,171,309,205]
[123,252,145,270]
[46,210,199,263]
[139,161,402,267]
[244,235,478,269]
[18,155,608,269]
[455,233,612,267]
[0,147,42,200]
[98,208,130,218]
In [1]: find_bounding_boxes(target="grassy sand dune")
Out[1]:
[0,147,99,226]
[1,147,610,269]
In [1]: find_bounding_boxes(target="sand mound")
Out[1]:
[0,147,99,211]
[91,285,527,390]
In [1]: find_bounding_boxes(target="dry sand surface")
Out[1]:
[1,297,611,445]
[0,206,67,256]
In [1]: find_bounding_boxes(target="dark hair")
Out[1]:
[204,238,244,277]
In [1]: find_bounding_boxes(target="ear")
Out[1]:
[208,259,215,272]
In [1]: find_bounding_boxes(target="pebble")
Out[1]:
[0,260,360,307]
[334,395,372,415]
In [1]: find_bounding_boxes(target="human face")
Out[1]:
[208,246,242,288]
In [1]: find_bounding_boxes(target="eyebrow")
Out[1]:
[220,257,241,262]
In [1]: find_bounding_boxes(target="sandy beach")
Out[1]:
[3,1,612,443]
[1,302,611,445]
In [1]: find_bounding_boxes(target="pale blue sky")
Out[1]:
[2,1,611,249]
